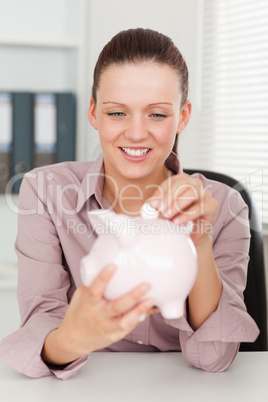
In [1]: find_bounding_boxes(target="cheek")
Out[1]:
[98,121,121,147]
[98,117,126,140]
[156,121,178,144]
[96,118,112,137]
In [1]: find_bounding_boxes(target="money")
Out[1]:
[140,202,159,219]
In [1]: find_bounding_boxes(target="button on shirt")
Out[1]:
[0,152,259,379]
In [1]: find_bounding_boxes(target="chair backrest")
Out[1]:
[184,169,267,351]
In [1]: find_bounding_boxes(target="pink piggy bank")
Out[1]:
[80,209,197,319]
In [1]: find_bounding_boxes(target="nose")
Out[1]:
[124,115,149,143]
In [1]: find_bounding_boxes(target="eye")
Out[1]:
[107,112,125,117]
[151,113,168,119]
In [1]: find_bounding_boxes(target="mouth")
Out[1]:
[120,147,151,157]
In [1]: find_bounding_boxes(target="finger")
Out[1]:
[162,178,204,219]
[147,173,178,211]
[85,264,117,303]
[172,198,217,228]
[106,282,151,319]
[116,297,155,331]
[163,187,200,220]
[93,298,155,344]
[148,174,200,217]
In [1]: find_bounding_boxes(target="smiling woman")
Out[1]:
[0,28,259,379]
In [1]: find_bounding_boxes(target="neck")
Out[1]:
[102,165,172,216]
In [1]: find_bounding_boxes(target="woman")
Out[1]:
[0,28,259,379]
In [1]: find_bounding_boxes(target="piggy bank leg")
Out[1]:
[159,301,185,320]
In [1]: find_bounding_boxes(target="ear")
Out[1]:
[88,97,98,130]
[176,100,192,134]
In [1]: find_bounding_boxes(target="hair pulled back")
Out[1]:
[92,28,189,109]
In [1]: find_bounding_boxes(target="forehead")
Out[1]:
[97,62,181,103]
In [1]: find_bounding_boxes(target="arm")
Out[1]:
[149,174,259,372]
[170,188,259,371]
[187,234,222,331]
[41,267,155,367]
[0,172,87,379]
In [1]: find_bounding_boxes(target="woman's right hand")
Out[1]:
[41,264,155,366]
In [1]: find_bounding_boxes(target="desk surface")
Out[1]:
[1,352,268,402]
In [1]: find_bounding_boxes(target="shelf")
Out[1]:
[0,38,79,49]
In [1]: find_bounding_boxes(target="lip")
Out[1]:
[119,147,152,162]
[120,146,151,150]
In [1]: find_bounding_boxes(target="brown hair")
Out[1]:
[92,28,189,153]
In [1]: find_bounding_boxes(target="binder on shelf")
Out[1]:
[34,93,56,168]
[12,92,34,194]
[1,91,76,194]
[56,93,76,163]
[0,93,12,194]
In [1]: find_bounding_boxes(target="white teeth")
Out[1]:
[121,147,150,157]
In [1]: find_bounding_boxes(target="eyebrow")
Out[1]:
[148,102,173,106]
[102,101,173,106]
[102,101,125,106]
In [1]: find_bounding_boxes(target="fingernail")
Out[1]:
[106,264,116,272]
[148,199,160,210]
[162,208,172,217]
[140,283,151,293]
[145,298,155,308]
[158,202,166,213]
[139,313,147,322]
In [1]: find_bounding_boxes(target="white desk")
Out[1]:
[0,352,268,402]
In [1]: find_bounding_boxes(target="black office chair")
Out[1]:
[184,169,267,352]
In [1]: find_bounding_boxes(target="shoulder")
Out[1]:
[188,171,229,192]
[187,171,247,211]
[18,159,101,206]
[21,158,104,192]
[24,161,95,185]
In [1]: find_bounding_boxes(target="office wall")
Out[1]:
[0,0,79,91]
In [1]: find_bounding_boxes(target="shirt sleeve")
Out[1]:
[0,172,89,379]
[164,188,260,372]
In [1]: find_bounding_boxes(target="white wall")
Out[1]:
[0,0,78,41]
[0,0,79,92]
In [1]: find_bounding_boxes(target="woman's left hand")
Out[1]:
[148,173,218,246]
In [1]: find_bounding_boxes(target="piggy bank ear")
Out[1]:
[87,209,120,236]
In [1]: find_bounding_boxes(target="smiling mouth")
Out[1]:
[120,147,151,157]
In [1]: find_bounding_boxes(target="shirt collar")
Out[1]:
[76,151,182,212]
[76,153,105,212]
